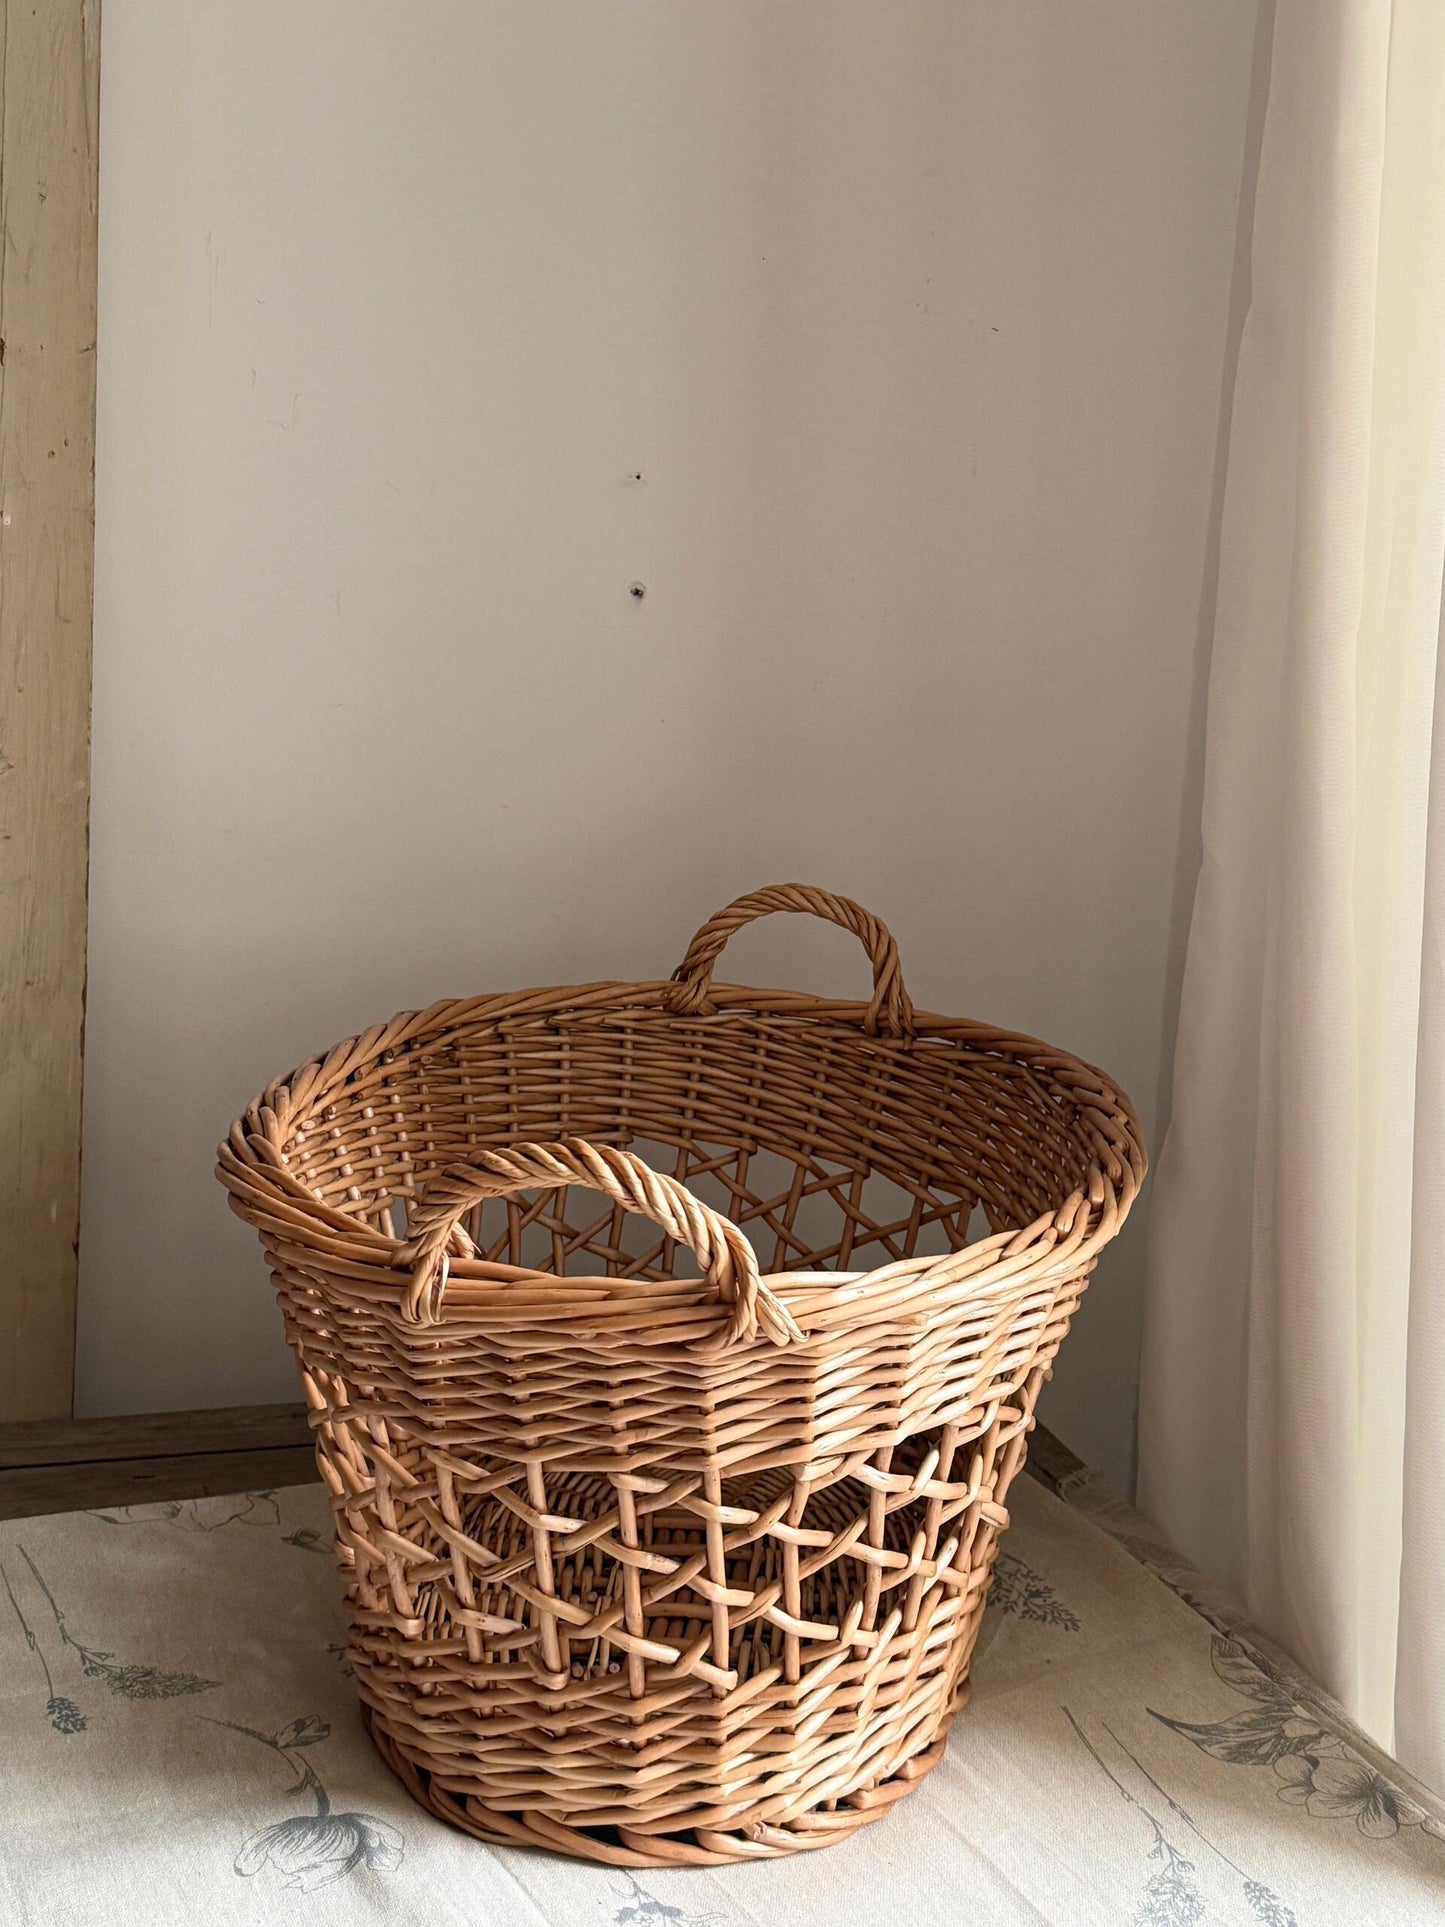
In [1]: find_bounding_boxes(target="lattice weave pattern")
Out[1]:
[218,884,1145,1866]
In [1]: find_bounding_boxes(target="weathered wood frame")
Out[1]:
[0,1,101,1420]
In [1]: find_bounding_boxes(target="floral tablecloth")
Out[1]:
[1,1470,1441,1925]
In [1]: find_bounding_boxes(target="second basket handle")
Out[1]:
[668,883,916,1037]
[398,1137,800,1345]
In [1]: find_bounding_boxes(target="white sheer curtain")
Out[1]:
[1138,0,1445,1788]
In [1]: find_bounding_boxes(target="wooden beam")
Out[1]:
[0,1,101,1420]
[0,1446,320,1520]
[0,1400,312,1468]
[0,1401,316,1519]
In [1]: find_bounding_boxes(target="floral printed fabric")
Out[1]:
[0,1476,1441,1926]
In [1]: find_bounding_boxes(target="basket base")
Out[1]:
[361,1687,965,1868]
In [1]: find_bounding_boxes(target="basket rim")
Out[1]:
[217,975,1147,1339]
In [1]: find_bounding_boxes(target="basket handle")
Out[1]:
[668,883,915,1037]
[397,1137,800,1344]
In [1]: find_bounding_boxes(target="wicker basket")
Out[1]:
[218,884,1144,1867]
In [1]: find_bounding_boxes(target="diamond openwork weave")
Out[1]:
[217,884,1145,1866]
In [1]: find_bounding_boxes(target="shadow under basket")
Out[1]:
[217,883,1145,1866]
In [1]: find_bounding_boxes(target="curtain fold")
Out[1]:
[1138,0,1445,1785]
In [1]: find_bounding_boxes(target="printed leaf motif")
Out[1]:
[45,1696,86,1735]
[1242,1878,1299,1926]
[95,1662,218,1701]
[1135,1843,1206,1925]
[1208,1638,1289,1705]
[276,1716,330,1749]
[1150,1635,1331,1765]
[222,1721,282,1749]
[990,1551,1081,1631]
[1150,1708,1329,1769]
[12,1546,219,1714]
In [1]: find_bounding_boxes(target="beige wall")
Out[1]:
[81,1,1258,1491]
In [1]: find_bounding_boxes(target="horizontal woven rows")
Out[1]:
[277,1253,1086,1485]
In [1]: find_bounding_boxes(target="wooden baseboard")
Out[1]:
[0,1403,1088,1521]
[0,1403,314,1518]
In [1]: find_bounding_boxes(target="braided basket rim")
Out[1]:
[217,973,1147,1342]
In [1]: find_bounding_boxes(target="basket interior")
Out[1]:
[281,1002,1096,1281]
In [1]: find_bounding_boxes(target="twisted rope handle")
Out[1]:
[668,883,916,1037]
[398,1137,800,1344]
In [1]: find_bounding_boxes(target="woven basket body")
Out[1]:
[218,886,1144,1866]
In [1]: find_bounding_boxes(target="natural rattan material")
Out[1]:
[217,884,1145,1866]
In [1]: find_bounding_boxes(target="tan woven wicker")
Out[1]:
[218,884,1145,1866]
